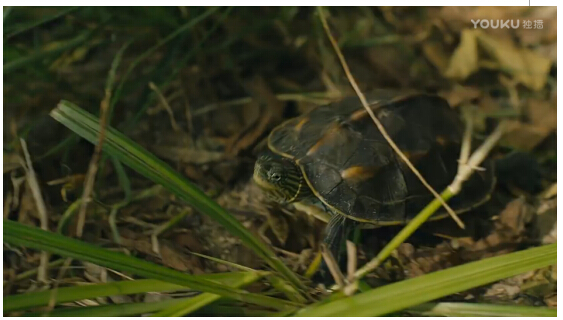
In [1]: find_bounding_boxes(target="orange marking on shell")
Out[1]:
[306,122,342,156]
[340,166,380,182]
[294,117,309,131]
[349,109,368,121]
[436,135,448,146]
[376,108,392,119]
[401,150,428,163]
[349,100,383,122]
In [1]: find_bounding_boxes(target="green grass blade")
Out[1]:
[152,272,261,317]
[4,30,92,74]
[23,298,276,317]
[193,304,277,317]
[3,219,300,311]
[267,275,308,303]
[4,272,253,312]
[22,298,189,317]
[3,6,13,22]
[4,7,79,39]
[49,101,306,293]
[408,302,556,317]
[296,243,556,316]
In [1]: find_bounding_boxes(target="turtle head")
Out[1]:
[253,152,310,204]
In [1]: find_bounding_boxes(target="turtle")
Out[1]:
[253,90,496,276]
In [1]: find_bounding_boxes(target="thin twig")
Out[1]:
[76,87,110,237]
[151,209,190,255]
[191,91,342,117]
[450,121,507,194]
[346,240,357,282]
[181,87,195,142]
[14,259,66,282]
[3,191,12,219]
[317,7,464,229]
[76,42,124,237]
[458,106,474,168]
[10,172,26,212]
[47,258,74,312]
[320,244,346,289]
[149,82,182,132]
[19,139,49,283]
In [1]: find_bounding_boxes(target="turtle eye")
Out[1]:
[270,172,282,182]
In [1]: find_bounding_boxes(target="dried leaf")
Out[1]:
[439,86,482,108]
[120,236,203,273]
[500,120,552,151]
[545,294,557,307]
[266,212,289,245]
[151,145,223,164]
[422,41,451,75]
[541,220,556,245]
[444,29,479,80]
[175,232,204,253]
[476,32,552,91]
[226,76,284,156]
[3,152,21,173]
[485,283,521,299]
[498,198,533,234]
[540,183,557,199]
[159,244,204,274]
[445,28,552,91]
[525,99,557,132]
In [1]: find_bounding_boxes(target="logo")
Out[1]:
[471,19,543,29]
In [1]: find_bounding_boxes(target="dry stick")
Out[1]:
[76,87,111,237]
[343,241,358,296]
[346,240,357,282]
[352,122,507,281]
[10,173,26,210]
[4,191,13,219]
[450,121,507,194]
[76,42,125,237]
[317,7,464,229]
[149,82,182,132]
[47,258,74,312]
[151,209,190,255]
[320,244,346,289]
[191,91,342,117]
[457,107,474,175]
[14,259,66,282]
[19,139,50,283]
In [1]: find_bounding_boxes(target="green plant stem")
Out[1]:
[354,188,454,279]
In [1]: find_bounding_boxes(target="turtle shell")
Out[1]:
[268,91,495,224]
